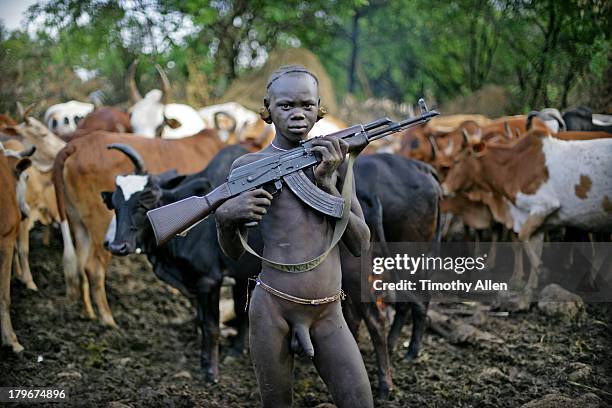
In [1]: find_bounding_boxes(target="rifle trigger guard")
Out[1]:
[274,179,283,192]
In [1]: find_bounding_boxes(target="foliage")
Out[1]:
[0,0,609,117]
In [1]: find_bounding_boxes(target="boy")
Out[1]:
[216,65,373,408]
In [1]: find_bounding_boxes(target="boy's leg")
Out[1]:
[249,288,295,408]
[311,302,374,408]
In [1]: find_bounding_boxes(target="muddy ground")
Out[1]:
[1,227,611,407]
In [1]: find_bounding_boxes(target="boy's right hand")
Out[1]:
[216,188,273,228]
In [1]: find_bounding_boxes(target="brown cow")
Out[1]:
[2,139,59,291]
[442,130,612,291]
[0,143,32,353]
[54,129,224,327]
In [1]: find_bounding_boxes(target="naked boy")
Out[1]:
[215,65,374,408]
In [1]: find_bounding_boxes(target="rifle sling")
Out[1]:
[238,153,356,273]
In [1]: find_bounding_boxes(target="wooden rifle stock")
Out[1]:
[147,183,231,246]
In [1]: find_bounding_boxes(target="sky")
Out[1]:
[0,0,39,32]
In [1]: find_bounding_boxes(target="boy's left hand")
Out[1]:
[310,136,349,190]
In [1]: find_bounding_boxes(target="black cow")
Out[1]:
[340,153,442,399]
[563,106,612,133]
[101,144,262,383]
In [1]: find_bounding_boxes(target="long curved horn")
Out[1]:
[107,143,146,175]
[128,60,142,103]
[155,64,170,105]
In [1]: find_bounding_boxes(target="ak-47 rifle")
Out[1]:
[147,99,439,246]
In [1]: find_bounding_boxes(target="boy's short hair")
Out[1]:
[266,65,319,91]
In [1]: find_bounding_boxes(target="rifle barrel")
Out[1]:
[366,110,439,142]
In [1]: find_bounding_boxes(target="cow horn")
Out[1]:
[426,134,439,161]
[107,143,146,175]
[16,101,24,120]
[503,121,512,139]
[128,60,142,103]
[155,64,170,105]
[461,128,470,145]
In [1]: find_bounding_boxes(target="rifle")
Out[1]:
[147,99,439,246]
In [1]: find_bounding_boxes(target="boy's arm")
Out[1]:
[310,136,370,256]
[314,161,370,258]
[216,154,272,260]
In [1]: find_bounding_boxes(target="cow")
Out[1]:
[5,116,66,172]
[0,142,33,353]
[442,129,612,291]
[3,118,66,282]
[127,60,205,138]
[59,107,133,142]
[44,100,95,137]
[340,153,442,399]
[53,129,224,327]
[2,139,59,291]
[198,102,259,143]
[102,144,261,382]
[563,106,612,133]
[527,108,566,133]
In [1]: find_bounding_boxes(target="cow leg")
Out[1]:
[486,224,502,269]
[12,244,22,280]
[16,220,37,291]
[60,219,80,302]
[74,223,95,320]
[523,232,544,291]
[88,249,116,328]
[405,300,429,360]
[510,236,525,287]
[387,302,408,354]
[196,277,221,383]
[361,302,393,399]
[42,224,51,246]
[0,240,23,353]
[229,276,249,356]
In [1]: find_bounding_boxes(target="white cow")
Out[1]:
[128,61,205,139]
[198,102,258,143]
[44,101,94,137]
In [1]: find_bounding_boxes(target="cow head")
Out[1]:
[102,143,210,255]
[6,113,66,172]
[441,142,486,197]
[127,60,182,138]
[399,125,435,163]
[43,100,94,137]
[1,143,34,219]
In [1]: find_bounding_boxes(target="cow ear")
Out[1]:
[139,186,162,209]
[2,126,20,137]
[165,117,182,129]
[15,158,31,175]
[101,191,114,210]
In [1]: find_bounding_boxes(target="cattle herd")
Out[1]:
[0,63,611,402]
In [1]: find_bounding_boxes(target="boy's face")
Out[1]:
[266,73,319,144]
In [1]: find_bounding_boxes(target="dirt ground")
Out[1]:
[1,227,611,407]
